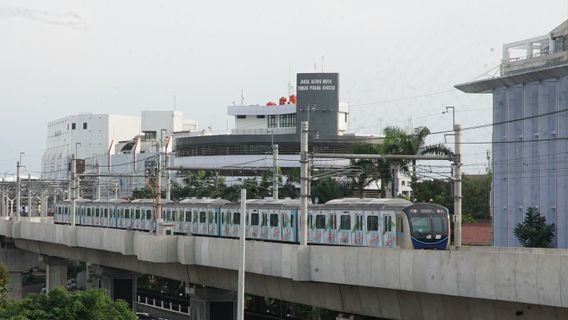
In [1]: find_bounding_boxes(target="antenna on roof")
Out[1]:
[240,89,245,106]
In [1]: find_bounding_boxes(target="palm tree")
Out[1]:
[382,126,453,182]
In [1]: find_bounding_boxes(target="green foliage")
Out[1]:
[0,288,136,320]
[410,179,453,211]
[310,177,353,203]
[462,175,490,219]
[514,207,556,248]
[0,264,9,308]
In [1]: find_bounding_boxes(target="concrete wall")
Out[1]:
[2,220,568,319]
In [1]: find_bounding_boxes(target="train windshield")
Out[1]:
[410,216,447,235]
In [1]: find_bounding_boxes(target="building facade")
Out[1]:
[174,72,411,197]
[456,21,568,247]
[42,111,197,198]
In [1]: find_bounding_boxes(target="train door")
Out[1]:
[231,210,241,238]
[220,209,230,237]
[249,210,259,238]
[196,208,206,234]
[311,211,325,244]
[325,210,337,244]
[207,209,217,235]
[123,208,131,229]
[365,211,381,247]
[280,210,292,242]
[338,211,352,245]
[268,209,281,241]
[183,210,191,234]
[260,211,268,239]
[381,211,396,248]
[353,212,364,246]
[191,209,199,234]
[145,208,153,231]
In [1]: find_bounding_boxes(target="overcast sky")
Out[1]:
[1,0,567,178]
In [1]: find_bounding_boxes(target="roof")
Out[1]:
[454,63,568,93]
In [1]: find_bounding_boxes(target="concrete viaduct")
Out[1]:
[0,217,567,320]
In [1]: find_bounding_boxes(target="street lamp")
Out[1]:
[443,106,456,129]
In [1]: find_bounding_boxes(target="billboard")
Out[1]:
[296,73,339,138]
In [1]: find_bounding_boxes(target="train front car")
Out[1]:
[403,203,449,250]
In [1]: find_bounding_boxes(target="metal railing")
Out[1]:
[137,295,191,316]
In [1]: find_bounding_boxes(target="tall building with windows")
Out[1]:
[456,21,568,247]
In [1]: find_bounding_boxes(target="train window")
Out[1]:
[396,216,403,233]
[251,213,259,226]
[135,210,140,220]
[315,215,325,229]
[261,213,267,226]
[125,209,130,219]
[384,216,392,232]
[233,212,241,225]
[146,210,151,220]
[86,208,91,216]
[340,215,351,230]
[207,211,213,223]
[269,214,279,227]
[185,211,191,222]
[431,216,445,233]
[95,208,100,217]
[199,212,206,223]
[367,216,379,232]
[104,209,108,218]
[172,211,176,222]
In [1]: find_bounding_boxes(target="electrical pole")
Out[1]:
[95,161,101,200]
[15,160,21,221]
[156,151,162,234]
[272,144,279,200]
[453,124,462,248]
[71,155,77,226]
[27,174,32,217]
[237,189,246,320]
[300,121,309,246]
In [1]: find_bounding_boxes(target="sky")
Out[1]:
[0,0,567,179]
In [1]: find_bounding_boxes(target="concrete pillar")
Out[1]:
[527,42,533,58]
[189,286,237,320]
[89,265,138,311]
[40,189,48,218]
[7,271,22,299]
[41,255,68,292]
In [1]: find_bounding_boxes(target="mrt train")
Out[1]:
[53,198,450,250]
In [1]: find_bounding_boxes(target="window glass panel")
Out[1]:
[147,210,152,220]
[367,216,379,231]
[233,212,241,225]
[315,215,325,229]
[269,214,279,227]
[340,215,351,230]
[431,216,445,233]
[410,216,430,234]
[186,211,191,222]
[251,213,259,226]
[199,211,206,223]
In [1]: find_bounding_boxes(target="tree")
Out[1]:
[514,207,556,248]
[0,287,136,320]
[0,264,9,308]
[382,126,453,182]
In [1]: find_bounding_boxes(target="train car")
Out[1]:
[400,202,450,250]
[53,196,449,250]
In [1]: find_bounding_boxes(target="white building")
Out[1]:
[42,111,197,198]
[42,113,140,180]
